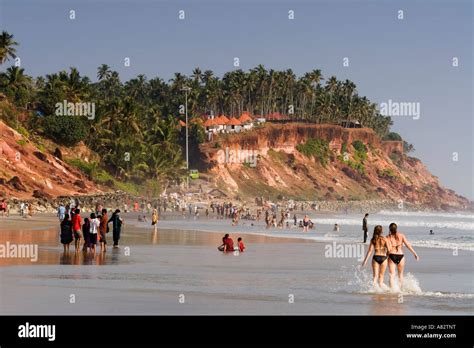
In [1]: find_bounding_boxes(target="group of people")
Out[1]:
[218,234,246,253]
[58,203,124,253]
[0,199,34,217]
[361,222,419,289]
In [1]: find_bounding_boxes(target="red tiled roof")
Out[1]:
[226,117,242,126]
[238,112,253,123]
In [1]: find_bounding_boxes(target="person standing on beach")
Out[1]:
[72,208,82,252]
[361,225,390,287]
[57,203,66,222]
[151,209,158,233]
[89,213,100,254]
[362,213,369,243]
[0,199,7,217]
[99,208,108,253]
[60,213,73,253]
[108,209,123,248]
[387,222,419,289]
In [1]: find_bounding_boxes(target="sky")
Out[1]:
[1,0,472,200]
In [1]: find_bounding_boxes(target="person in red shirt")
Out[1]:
[237,237,245,252]
[71,208,82,252]
[223,235,234,253]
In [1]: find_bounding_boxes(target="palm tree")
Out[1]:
[97,64,112,81]
[0,66,32,107]
[0,31,18,64]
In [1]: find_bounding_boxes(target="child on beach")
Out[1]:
[237,237,245,252]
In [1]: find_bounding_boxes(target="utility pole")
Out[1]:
[181,86,191,190]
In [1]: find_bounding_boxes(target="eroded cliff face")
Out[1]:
[0,120,103,199]
[199,123,469,210]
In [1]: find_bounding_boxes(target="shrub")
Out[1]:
[352,140,368,161]
[42,116,88,146]
[296,138,330,166]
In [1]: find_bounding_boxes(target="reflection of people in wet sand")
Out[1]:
[361,225,390,287]
[387,223,419,289]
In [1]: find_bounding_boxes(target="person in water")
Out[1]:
[151,209,159,233]
[237,237,245,252]
[362,213,369,243]
[223,235,235,253]
[387,222,419,289]
[302,215,310,232]
[361,225,391,287]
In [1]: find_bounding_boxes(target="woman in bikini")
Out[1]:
[361,225,390,287]
[387,222,419,289]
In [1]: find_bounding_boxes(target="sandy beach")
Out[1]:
[0,213,472,316]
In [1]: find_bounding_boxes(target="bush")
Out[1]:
[383,132,402,141]
[352,140,368,161]
[43,116,88,146]
[296,138,330,166]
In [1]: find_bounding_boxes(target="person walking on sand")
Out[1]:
[60,213,73,253]
[387,222,420,290]
[361,225,391,287]
[362,213,369,243]
[108,209,123,248]
[99,208,108,253]
[151,209,159,233]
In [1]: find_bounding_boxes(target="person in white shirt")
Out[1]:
[89,213,101,254]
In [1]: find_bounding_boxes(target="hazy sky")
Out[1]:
[1,0,472,199]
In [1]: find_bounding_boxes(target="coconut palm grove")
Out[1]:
[1,31,403,192]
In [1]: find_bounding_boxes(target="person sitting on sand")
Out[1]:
[387,222,420,289]
[333,224,339,232]
[237,237,245,252]
[60,213,73,253]
[361,225,391,287]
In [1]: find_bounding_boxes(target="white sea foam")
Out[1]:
[351,270,474,299]
[377,210,474,219]
[312,217,474,231]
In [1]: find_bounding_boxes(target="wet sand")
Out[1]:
[0,214,472,315]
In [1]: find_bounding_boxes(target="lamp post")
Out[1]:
[181,86,191,190]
